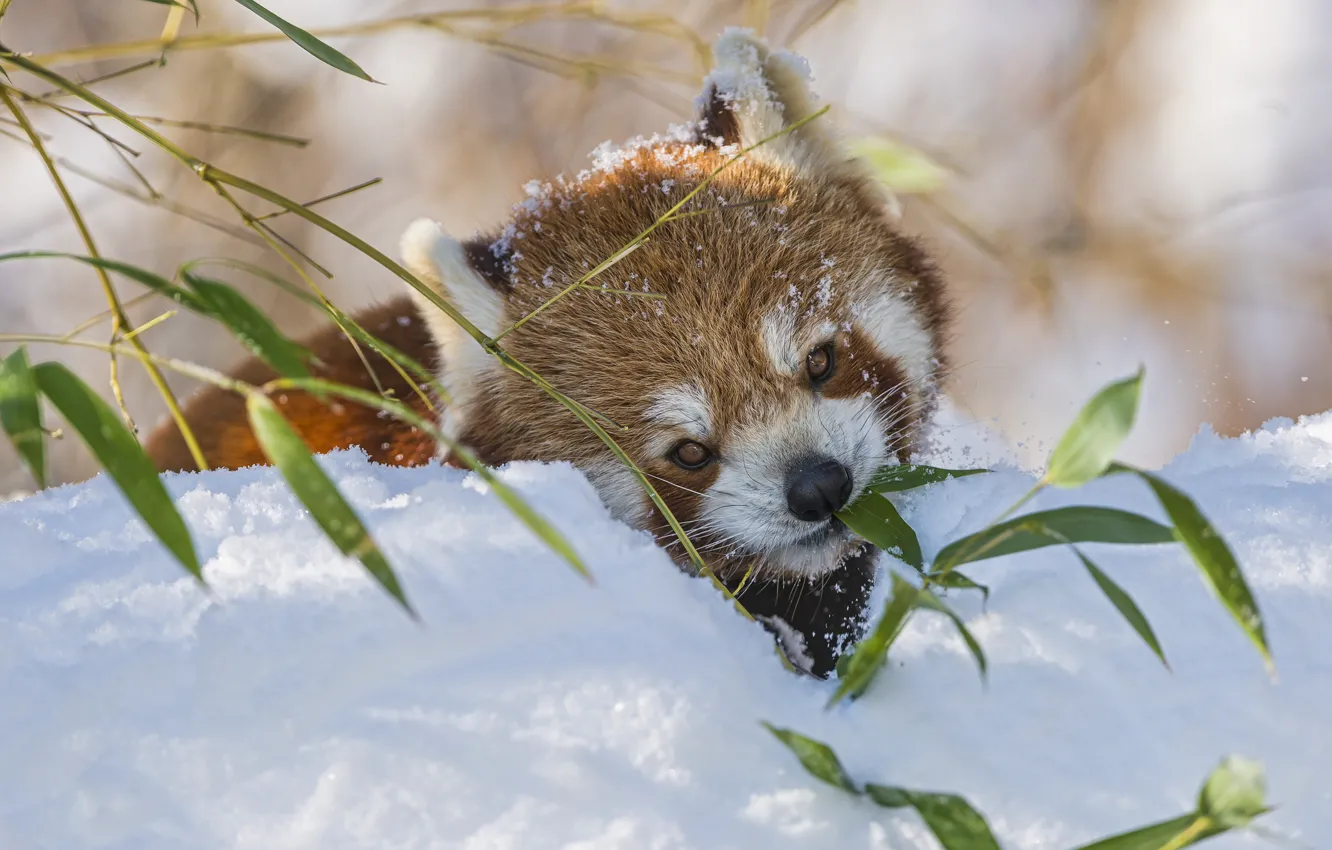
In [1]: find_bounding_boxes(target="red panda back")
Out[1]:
[146,296,440,473]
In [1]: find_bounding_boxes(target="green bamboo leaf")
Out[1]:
[1046,369,1144,488]
[849,137,950,194]
[929,569,990,604]
[1072,756,1269,849]
[933,506,1174,570]
[270,377,589,580]
[864,785,1002,850]
[183,274,312,380]
[914,589,987,680]
[230,0,374,81]
[827,573,920,708]
[1131,468,1272,672]
[179,258,446,397]
[0,348,46,488]
[761,723,859,793]
[1198,756,1267,829]
[32,362,200,579]
[1069,813,1224,850]
[245,394,412,615]
[1075,548,1168,669]
[866,464,989,493]
[0,251,211,314]
[838,493,922,569]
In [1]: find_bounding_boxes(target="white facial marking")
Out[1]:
[645,384,711,434]
[761,310,800,375]
[761,313,837,377]
[644,383,712,456]
[702,395,888,578]
[583,458,650,529]
[856,287,935,396]
[400,218,505,447]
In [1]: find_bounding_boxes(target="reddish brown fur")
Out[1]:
[448,145,948,572]
[147,299,441,472]
[143,35,952,678]
[149,145,948,570]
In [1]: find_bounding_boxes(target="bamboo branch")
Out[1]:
[0,83,209,470]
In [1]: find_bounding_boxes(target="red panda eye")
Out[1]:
[670,440,712,470]
[806,343,835,383]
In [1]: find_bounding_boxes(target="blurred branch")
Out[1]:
[0,106,265,244]
[159,4,188,50]
[28,96,142,157]
[31,60,158,101]
[252,177,382,222]
[787,0,847,45]
[62,292,160,342]
[0,84,209,468]
[31,2,709,80]
[93,114,310,147]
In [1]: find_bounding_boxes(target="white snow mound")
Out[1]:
[3,411,1332,849]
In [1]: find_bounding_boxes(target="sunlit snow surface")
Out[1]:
[3,406,1331,849]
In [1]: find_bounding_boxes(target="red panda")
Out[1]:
[146,29,950,677]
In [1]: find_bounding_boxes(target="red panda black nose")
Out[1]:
[786,459,853,522]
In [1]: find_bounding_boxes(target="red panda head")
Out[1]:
[401,29,949,583]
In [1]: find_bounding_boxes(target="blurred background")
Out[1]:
[3,0,1330,493]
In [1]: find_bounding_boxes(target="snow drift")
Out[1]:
[2,408,1330,849]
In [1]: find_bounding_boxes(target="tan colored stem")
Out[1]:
[0,85,209,470]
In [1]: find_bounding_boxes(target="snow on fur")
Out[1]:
[2,406,1330,849]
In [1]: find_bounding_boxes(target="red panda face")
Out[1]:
[401,30,949,583]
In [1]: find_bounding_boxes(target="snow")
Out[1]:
[3,406,1332,849]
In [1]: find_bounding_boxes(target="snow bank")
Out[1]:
[3,409,1331,849]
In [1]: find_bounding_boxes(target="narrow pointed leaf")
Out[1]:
[849,137,950,194]
[1126,467,1271,670]
[0,348,46,488]
[864,785,1002,850]
[929,569,990,604]
[1046,369,1144,488]
[245,394,412,615]
[230,0,374,81]
[32,362,200,579]
[839,493,922,569]
[866,464,989,493]
[1068,814,1224,850]
[933,506,1174,570]
[914,589,987,680]
[828,573,920,707]
[180,258,446,396]
[1075,548,1168,668]
[270,377,589,580]
[762,723,858,793]
[184,274,312,379]
[0,251,211,314]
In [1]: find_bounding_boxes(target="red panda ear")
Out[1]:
[400,219,507,425]
[401,219,506,335]
[693,28,846,174]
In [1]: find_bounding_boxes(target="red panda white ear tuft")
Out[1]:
[694,28,846,174]
[400,218,506,439]
[400,218,506,339]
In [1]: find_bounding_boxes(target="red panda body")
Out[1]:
[146,297,441,472]
[147,30,951,678]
